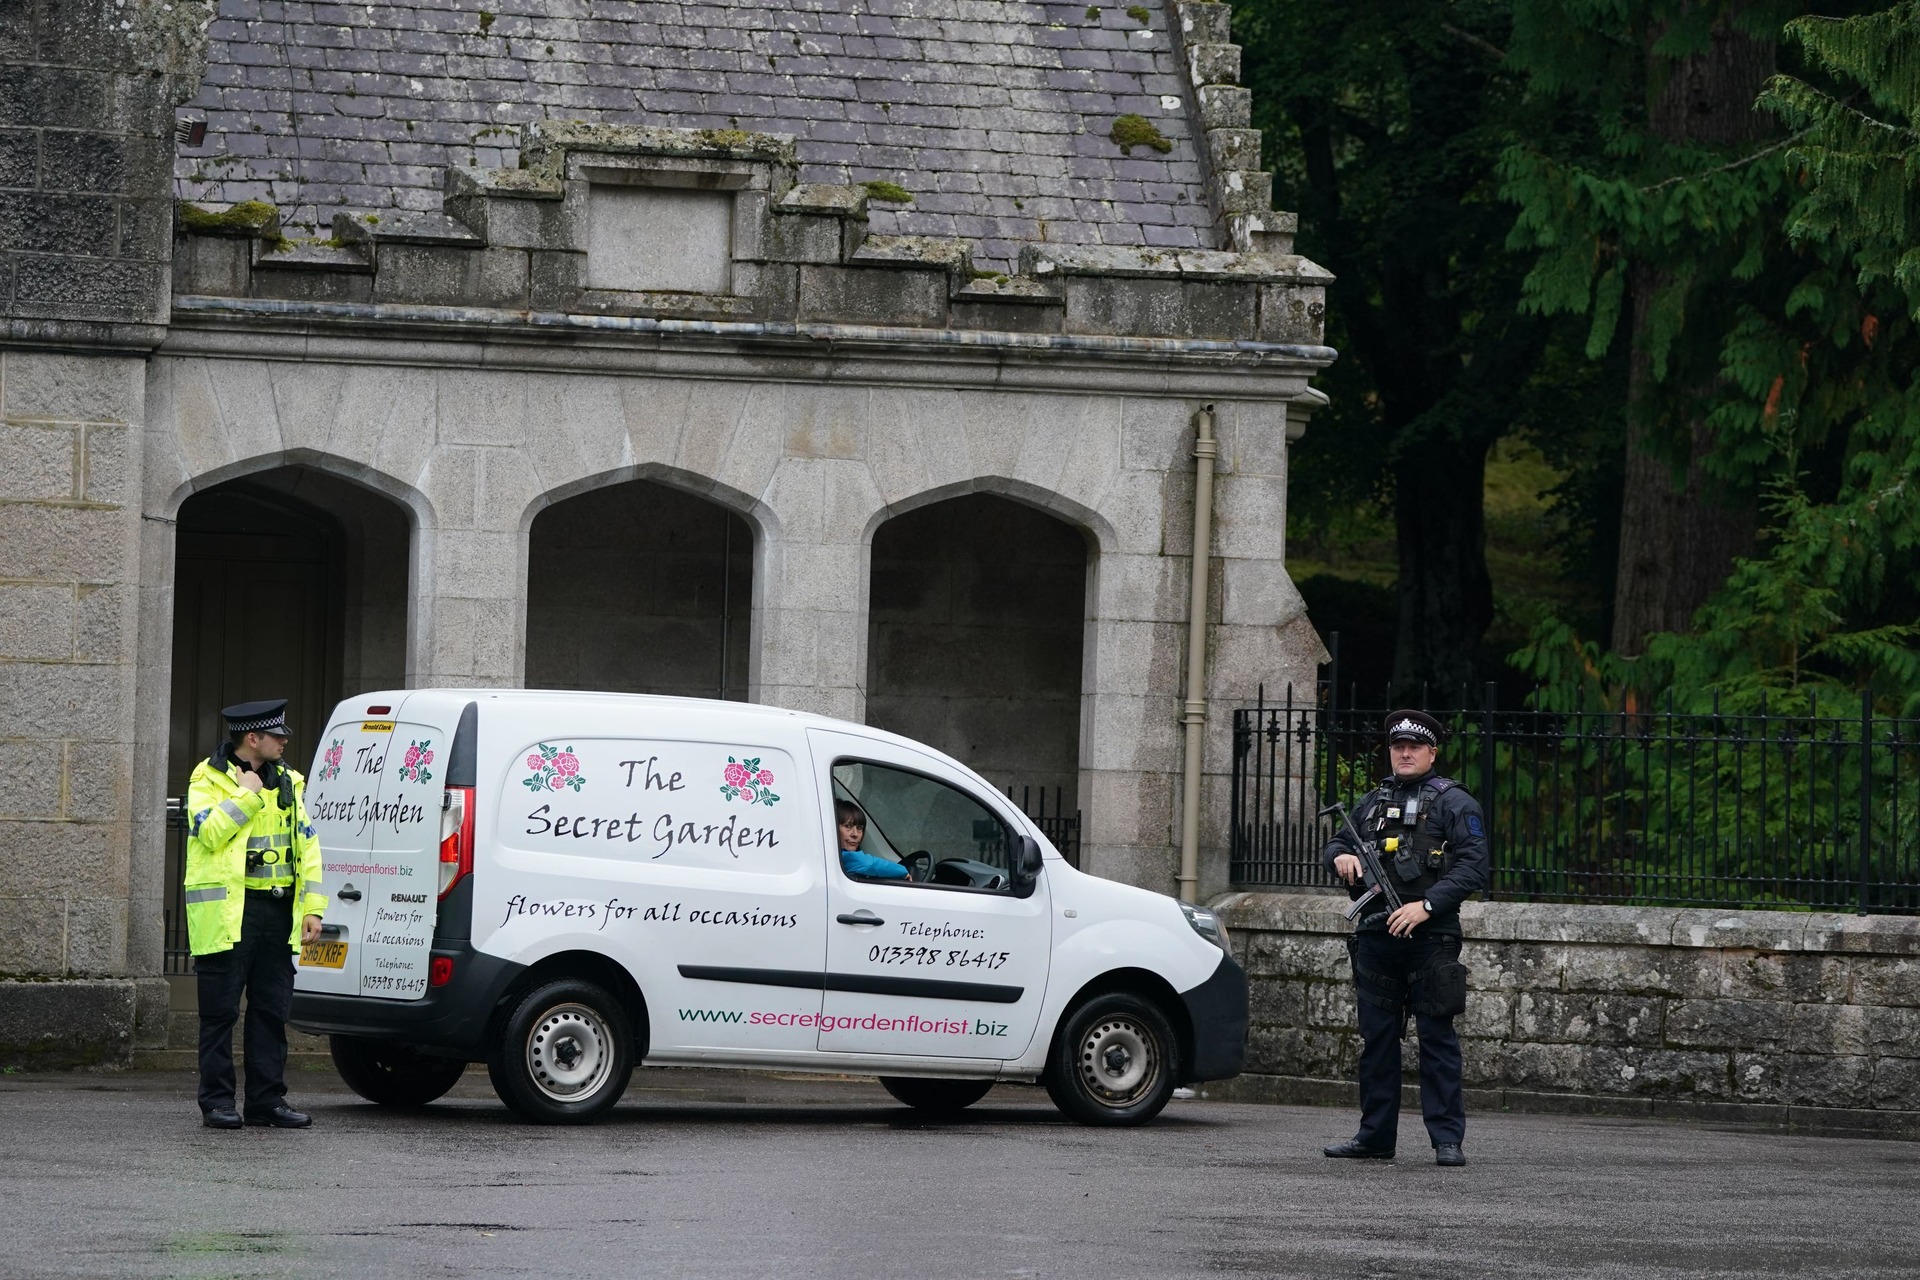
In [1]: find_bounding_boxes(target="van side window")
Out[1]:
[831,761,1014,892]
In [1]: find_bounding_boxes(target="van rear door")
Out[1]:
[297,691,465,1000]
[349,690,469,999]
[296,703,392,995]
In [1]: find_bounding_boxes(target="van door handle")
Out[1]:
[336,884,362,902]
[836,911,884,926]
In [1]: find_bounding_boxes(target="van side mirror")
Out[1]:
[1012,835,1044,885]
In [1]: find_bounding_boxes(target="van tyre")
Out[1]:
[329,1036,467,1108]
[487,979,635,1124]
[1045,992,1178,1127]
[879,1077,993,1115]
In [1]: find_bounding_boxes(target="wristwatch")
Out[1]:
[1422,898,1436,914]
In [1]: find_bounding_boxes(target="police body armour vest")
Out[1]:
[1367,775,1457,898]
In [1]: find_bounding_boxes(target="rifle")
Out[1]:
[1319,800,1403,923]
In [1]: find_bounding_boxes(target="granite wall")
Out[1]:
[1216,893,1920,1136]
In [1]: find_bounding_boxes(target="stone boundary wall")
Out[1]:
[1213,893,1920,1137]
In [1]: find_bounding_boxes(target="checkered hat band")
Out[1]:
[228,714,286,732]
[1389,719,1435,742]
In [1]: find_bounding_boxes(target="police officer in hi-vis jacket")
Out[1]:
[183,699,327,1129]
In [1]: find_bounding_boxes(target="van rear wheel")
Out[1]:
[878,1077,993,1115]
[487,978,635,1124]
[1044,992,1178,1126]
[329,1036,467,1108]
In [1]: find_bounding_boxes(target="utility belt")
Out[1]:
[1346,934,1470,1021]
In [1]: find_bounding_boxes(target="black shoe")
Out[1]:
[1435,1143,1466,1167]
[202,1106,242,1130]
[244,1104,312,1129]
[1323,1138,1394,1160]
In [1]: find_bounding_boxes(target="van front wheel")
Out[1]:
[1044,992,1177,1126]
[487,979,635,1124]
[329,1036,467,1108]
[879,1076,993,1115]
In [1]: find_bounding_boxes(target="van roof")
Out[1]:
[383,689,932,755]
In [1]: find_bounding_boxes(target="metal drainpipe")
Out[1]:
[1177,404,1218,904]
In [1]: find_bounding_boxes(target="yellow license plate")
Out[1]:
[301,940,348,969]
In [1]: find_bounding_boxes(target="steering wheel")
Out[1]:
[901,850,933,883]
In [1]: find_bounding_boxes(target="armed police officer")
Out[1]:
[183,699,327,1129]
[1321,709,1489,1167]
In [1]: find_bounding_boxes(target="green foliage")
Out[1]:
[1108,113,1172,154]
[1502,1,1920,713]
[1127,4,1151,24]
[1764,5,1920,312]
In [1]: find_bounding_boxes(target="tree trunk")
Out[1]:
[1390,434,1495,699]
[1611,7,1772,655]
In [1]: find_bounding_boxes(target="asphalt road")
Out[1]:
[1,1067,1915,1280]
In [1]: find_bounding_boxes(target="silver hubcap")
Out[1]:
[1076,1016,1157,1106]
[525,1002,612,1103]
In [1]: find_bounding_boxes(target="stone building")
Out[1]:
[0,0,1332,1064]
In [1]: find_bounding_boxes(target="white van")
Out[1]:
[290,690,1247,1125]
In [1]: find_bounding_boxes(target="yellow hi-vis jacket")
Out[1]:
[183,753,327,955]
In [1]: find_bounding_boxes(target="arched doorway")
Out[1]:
[867,493,1089,806]
[165,465,412,968]
[525,480,754,698]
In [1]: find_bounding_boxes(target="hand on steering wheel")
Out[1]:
[901,850,932,883]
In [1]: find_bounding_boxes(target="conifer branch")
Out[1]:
[1638,128,1814,194]
[1441,22,1507,62]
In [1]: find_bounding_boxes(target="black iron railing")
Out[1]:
[1009,784,1082,869]
[164,796,193,974]
[1230,683,1920,913]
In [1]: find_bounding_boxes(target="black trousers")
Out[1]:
[1350,929,1465,1151]
[195,891,296,1115]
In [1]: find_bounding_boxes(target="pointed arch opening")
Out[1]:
[866,492,1090,810]
[525,478,754,698]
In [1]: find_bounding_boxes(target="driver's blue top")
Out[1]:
[840,848,909,879]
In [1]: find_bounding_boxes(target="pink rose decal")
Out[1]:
[522,743,587,793]
[316,738,344,782]
[395,738,434,783]
[720,755,780,807]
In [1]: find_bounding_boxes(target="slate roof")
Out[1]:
[174,0,1218,271]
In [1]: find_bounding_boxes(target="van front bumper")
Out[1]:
[1179,948,1249,1083]
[290,944,524,1060]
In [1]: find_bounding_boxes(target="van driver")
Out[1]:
[835,800,908,880]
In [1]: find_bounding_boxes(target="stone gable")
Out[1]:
[176,0,1218,270]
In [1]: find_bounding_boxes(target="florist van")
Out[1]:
[290,690,1247,1125]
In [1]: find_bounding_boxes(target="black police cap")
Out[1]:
[222,699,290,737]
[1383,708,1443,746]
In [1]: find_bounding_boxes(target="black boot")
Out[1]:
[1323,1138,1394,1159]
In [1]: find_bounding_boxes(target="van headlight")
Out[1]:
[1180,901,1231,953]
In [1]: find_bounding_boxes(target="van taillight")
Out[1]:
[438,786,475,900]
[430,956,455,987]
